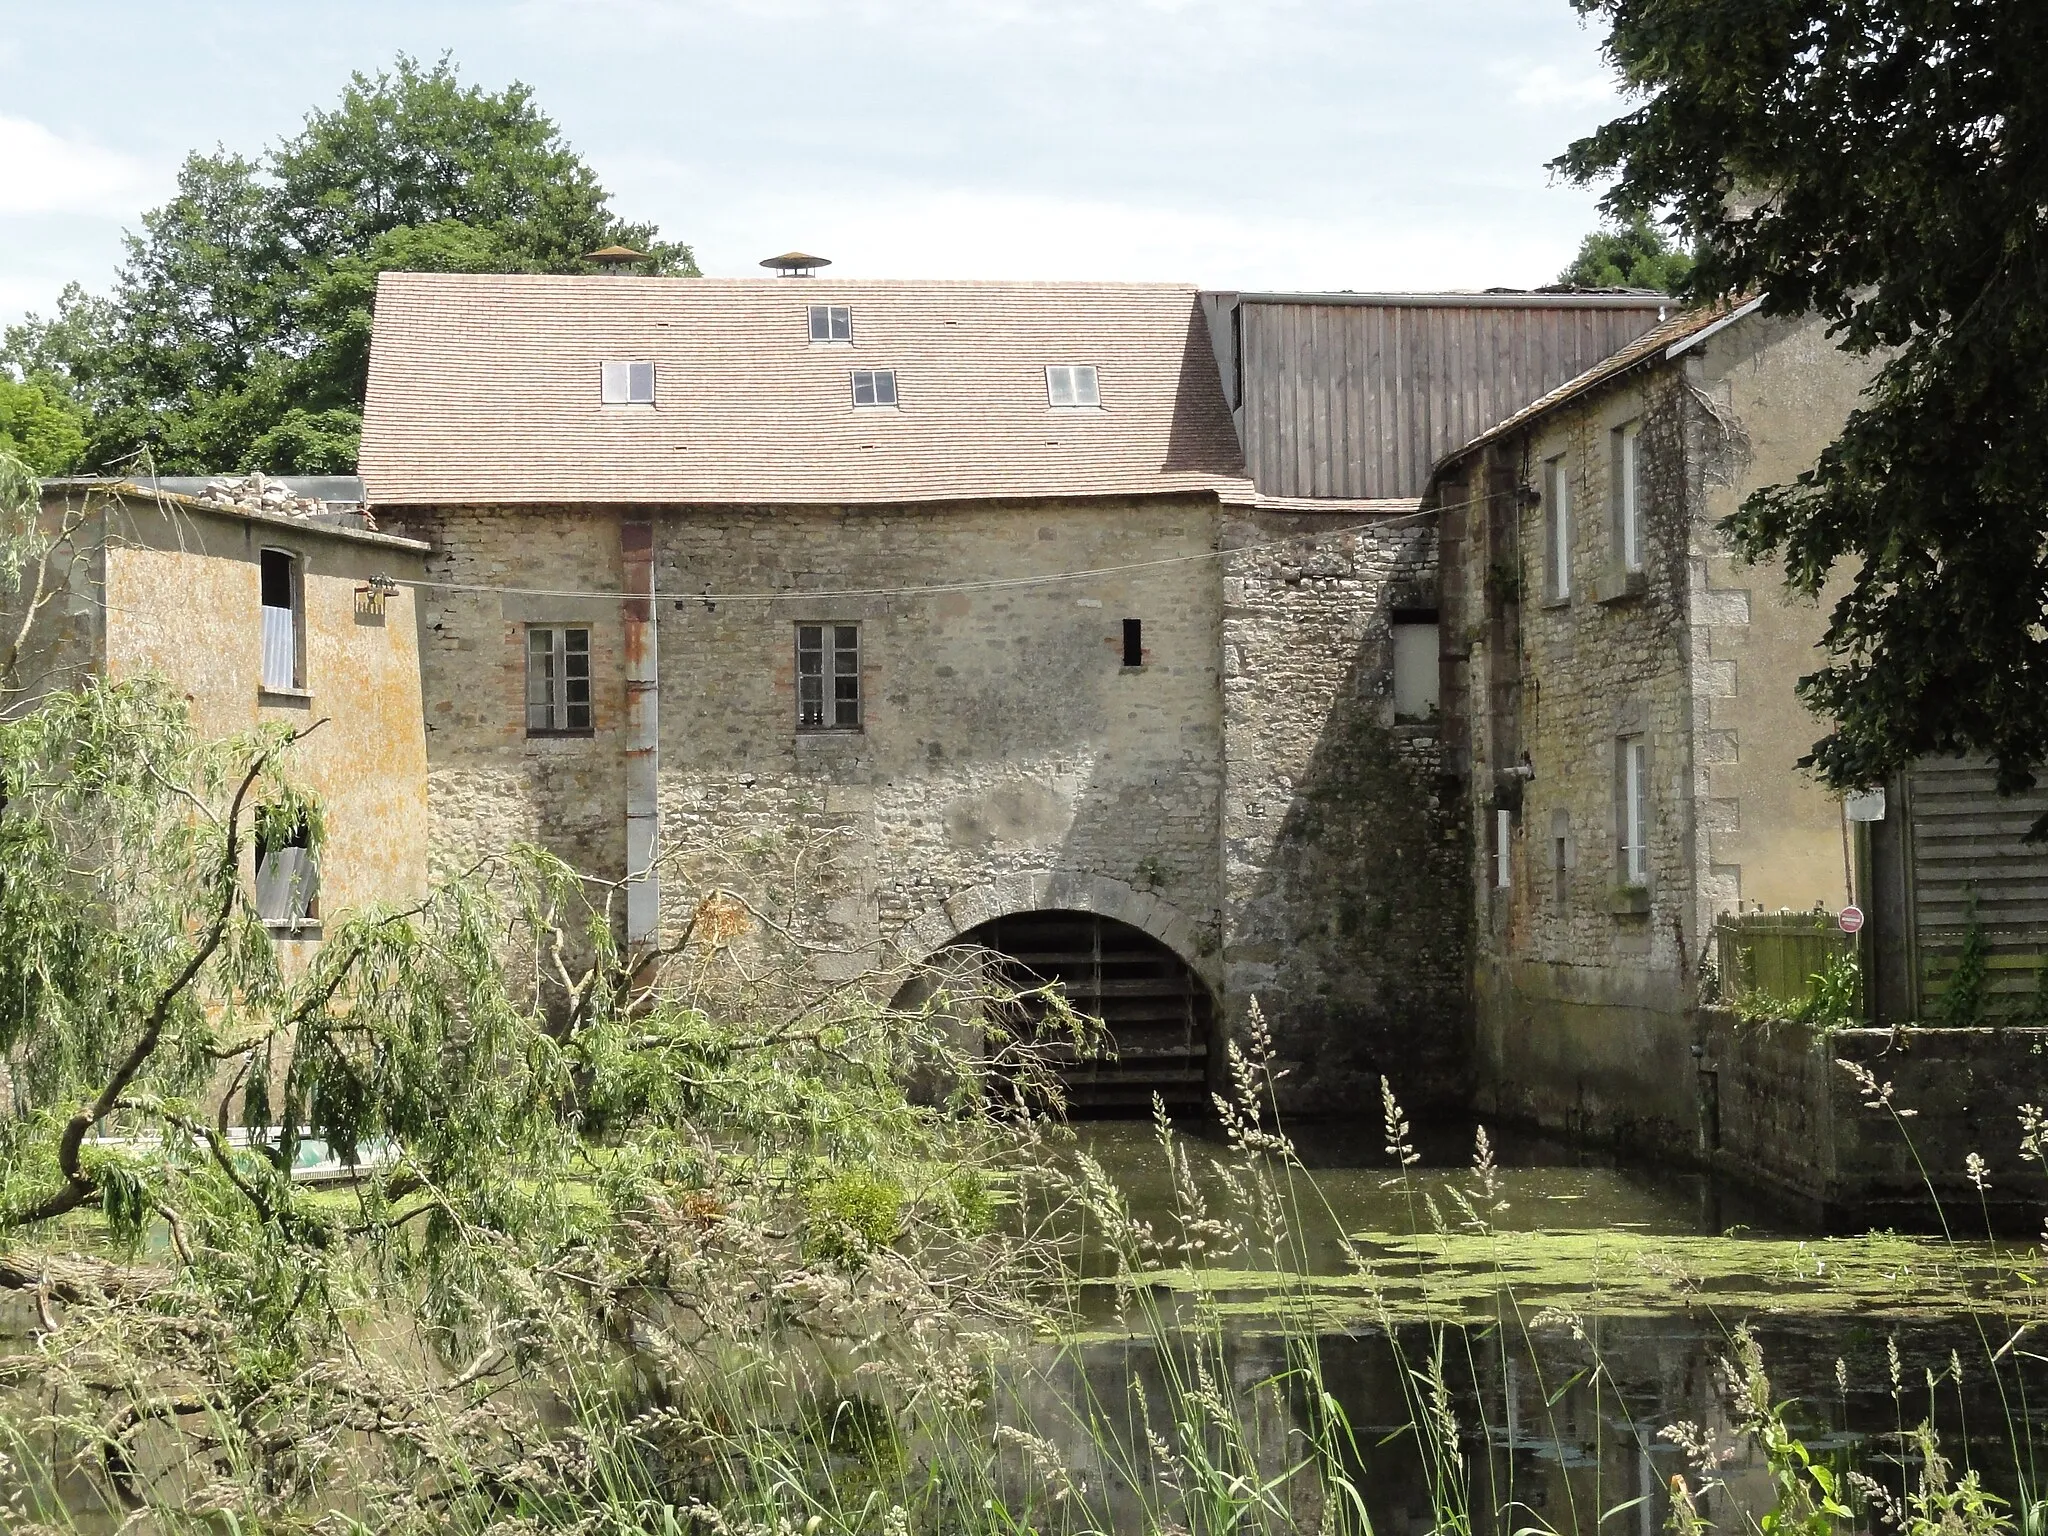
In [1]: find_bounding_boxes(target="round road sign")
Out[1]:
[1839,905,1865,934]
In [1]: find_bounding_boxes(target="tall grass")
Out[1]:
[4,991,2045,1535]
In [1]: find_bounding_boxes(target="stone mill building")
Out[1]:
[358,270,1668,1112]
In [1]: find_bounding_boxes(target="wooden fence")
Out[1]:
[1715,912,1855,1005]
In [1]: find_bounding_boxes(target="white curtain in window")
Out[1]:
[255,845,318,924]
[262,604,296,690]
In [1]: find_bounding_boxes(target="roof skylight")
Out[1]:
[601,361,656,405]
[1047,365,1100,408]
[809,305,852,343]
[851,369,897,408]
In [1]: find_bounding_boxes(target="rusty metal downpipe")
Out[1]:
[621,516,660,949]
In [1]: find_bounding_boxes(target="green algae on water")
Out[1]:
[1090,1227,2041,1327]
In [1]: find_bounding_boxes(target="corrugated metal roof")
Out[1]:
[359,274,1251,507]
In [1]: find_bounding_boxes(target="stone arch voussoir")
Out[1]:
[891,870,1214,987]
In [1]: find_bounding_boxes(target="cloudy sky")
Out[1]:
[0,0,1630,327]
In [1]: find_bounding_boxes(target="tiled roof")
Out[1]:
[1429,299,1752,479]
[359,274,1251,507]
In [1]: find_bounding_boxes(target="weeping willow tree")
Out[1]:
[0,451,1085,1530]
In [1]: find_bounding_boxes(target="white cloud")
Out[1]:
[1506,62,1621,111]
[0,116,155,217]
[664,181,1588,292]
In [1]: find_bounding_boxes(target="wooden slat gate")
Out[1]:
[1902,758,2048,1017]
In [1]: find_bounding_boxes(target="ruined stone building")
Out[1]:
[1427,301,1882,1147]
[356,273,1663,1111]
[16,476,432,937]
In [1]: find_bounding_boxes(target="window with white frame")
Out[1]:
[1618,735,1649,886]
[797,623,860,730]
[600,361,656,405]
[1543,454,1572,602]
[808,304,852,343]
[1392,612,1440,718]
[527,626,592,733]
[259,548,302,691]
[1614,420,1644,573]
[851,369,897,408]
[255,814,320,928]
[1046,365,1100,408]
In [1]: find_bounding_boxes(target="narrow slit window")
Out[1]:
[1619,736,1649,886]
[1615,421,1644,573]
[1543,455,1572,601]
[255,815,319,928]
[527,626,592,733]
[851,369,897,408]
[259,548,301,691]
[1047,365,1100,408]
[1550,807,1571,906]
[1495,808,1512,889]
[1122,618,1143,667]
[601,361,657,404]
[808,304,852,343]
[797,623,861,729]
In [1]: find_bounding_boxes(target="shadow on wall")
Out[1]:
[1232,558,1473,1115]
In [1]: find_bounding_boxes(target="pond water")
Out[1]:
[1021,1118,2048,1534]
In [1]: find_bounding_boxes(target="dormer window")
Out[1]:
[851,369,897,408]
[809,305,852,343]
[601,361,656,405]
[1046,365,1100,408]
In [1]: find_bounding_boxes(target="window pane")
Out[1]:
[1630,743,1649,882]
[1072,365,1099,406]
[851,372,875,406]
[1047,366,1073,407]
[831,306,851,341]
[797,626,825,727]
[809,305,830,342]
[629,362,656,403]
[563,628,590,728]
[528,627,556,731]
[873,370,896,406]
[833,624,859,655]
[601,362,629,403]
[1622,427,1642,570]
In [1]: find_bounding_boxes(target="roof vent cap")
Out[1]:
[584,245,646,270]
[761,251,831,277]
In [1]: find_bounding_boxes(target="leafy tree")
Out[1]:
[1554,3,2048,816]
[2,55,694,477]
[1555,212,1693,293]
[0,451,1091,1526]
[0,376,84,473]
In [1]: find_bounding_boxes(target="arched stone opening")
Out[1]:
[933,909,1215,1114]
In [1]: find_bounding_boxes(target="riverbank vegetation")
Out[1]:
[3,448,2045,1533]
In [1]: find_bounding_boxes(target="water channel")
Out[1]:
[1022,1117,2048,1534]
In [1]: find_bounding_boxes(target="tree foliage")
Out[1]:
[1555,212,1693,293]
[0,454,1092,1528]
[1554,2,2048,810]
[0,55,695,477]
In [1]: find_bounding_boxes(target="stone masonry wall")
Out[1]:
[391,494,1470,1117]
[1460,368,1704,1146]
[385,503,630,888]
[1220,512,1469,1112]
[1445,314,1881,1150]
[389,497,1228,985]
[649,498,1226,976]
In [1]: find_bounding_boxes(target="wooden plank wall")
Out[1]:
[1907,756,2048,1011]
[1238,300,1667,500]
